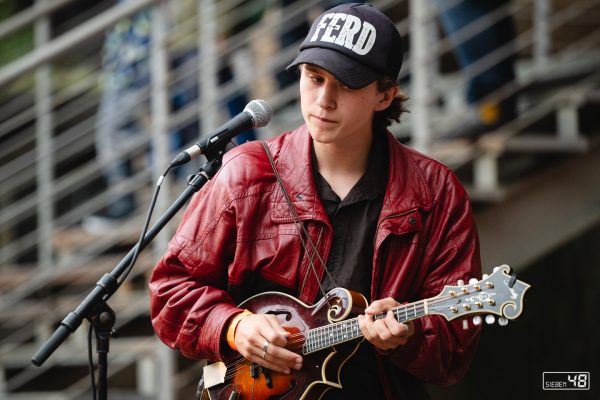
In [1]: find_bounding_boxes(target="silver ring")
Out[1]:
[262,340,270,359]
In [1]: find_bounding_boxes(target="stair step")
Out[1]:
[52,221,142,255]
[1,336,157,368]
[0,289,150,329]
[0,253,154,296]
[484,132,590,153]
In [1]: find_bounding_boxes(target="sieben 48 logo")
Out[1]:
[543,372,590,390]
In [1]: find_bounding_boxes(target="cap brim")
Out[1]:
[286,47,380,90]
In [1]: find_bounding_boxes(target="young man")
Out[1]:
[149,3,482,399]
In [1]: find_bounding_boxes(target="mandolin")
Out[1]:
[197,265,530,400]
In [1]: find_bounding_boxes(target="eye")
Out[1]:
[308,74,324,84]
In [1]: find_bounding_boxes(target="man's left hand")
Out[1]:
[358,297,414,351]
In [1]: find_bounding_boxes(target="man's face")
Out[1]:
[299,64,391,148]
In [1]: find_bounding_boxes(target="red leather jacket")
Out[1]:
[149,125,482,396]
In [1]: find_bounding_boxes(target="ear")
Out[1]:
[374,85,399,112]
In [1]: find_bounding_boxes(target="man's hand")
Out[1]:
[358,297,414,351]
[234,314,303,374]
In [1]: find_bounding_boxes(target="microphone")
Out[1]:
[171,99,273,166]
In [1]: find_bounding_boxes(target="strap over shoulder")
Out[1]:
[259,140,337,300]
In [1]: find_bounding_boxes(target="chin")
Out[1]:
[307,128,334,144]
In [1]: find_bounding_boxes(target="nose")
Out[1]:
[315,81,336,109]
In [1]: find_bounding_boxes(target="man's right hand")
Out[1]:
[233,313,303,374]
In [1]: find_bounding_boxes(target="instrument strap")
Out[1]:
[260,140,336,303]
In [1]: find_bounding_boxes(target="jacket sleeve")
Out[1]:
[148,174,244,361]
[387,169,482,385]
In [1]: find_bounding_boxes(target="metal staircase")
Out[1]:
[1,0,599,399]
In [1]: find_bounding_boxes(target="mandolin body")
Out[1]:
[198,288,368,400]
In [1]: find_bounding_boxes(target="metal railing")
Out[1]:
[0,0,599,398]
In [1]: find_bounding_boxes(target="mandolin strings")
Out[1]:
[219,293,466,380]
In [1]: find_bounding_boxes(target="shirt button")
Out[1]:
[296,194,303,201]
[409,217,416,225]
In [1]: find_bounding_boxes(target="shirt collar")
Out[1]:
[312,130,388,205]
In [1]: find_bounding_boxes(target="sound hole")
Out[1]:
[266,310,293,321]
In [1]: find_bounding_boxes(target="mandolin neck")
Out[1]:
[302,300,428,354]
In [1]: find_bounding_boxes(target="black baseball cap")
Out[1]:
[286,3,403,89]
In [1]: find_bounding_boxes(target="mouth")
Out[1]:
[311,115,337,124]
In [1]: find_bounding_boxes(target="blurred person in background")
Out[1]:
[83,5,153,233]
[435,0,518,141]
[84,0,199,233]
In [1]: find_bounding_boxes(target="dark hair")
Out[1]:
[373,76,409,132]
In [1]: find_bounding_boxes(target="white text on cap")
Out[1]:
[309,13,377,56]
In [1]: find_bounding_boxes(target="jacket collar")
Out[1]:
[270,125,327,224]
[381,129,433,218]
[269,124,433,223]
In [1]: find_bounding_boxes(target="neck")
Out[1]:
[314,142,370,173]
[312,133,374,199]
[302,300,428,355]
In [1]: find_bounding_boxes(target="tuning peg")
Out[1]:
[468,278,478,284]
[482,274,489,279]
[498,317,509,326]
[485,315,496,325]
[472,316,482,326]
[457,279,465,286]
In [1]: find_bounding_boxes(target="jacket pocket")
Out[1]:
[233,223,304,290]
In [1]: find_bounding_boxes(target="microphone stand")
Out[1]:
[31,150,226,400]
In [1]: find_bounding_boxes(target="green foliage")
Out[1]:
[0,2,34,67]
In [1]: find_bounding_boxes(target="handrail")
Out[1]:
[478,68,600,152]
[0,0,75,41]
[428,0,600,136]
[1,0,600,397]
[0,0,158,87]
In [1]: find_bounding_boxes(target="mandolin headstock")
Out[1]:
[428,265,530,324]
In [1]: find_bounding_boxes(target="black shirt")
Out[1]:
[314,131,388,296]
[313,132,388,400]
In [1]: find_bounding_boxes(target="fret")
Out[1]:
[316,327,321,350]
[320,325,327,349]
[351,319,360,339]
[319,326,326,350]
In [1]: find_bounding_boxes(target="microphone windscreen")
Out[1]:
[244,99,273,128]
